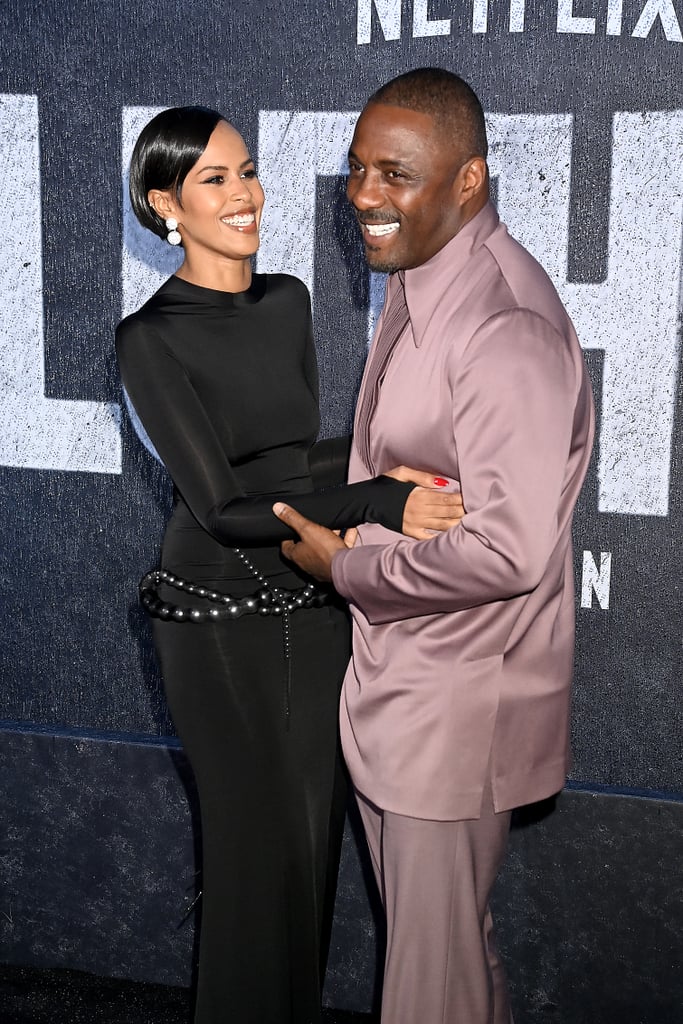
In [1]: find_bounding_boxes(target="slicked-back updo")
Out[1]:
[129,106,228,239]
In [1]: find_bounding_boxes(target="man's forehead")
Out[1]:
[350,103,454,161]
[355,102,437,135]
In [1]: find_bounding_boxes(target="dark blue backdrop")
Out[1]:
[1,1,682,1017]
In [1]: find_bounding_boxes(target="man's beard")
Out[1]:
[357,213,403,274]
[365,250,402,274]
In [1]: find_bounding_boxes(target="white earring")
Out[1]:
[165,218,181,246]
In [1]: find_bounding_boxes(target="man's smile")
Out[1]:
[365,222,399,237]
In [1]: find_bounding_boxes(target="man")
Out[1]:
[274,68,594,1024]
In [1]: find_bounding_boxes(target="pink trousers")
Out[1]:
[356,781,514,1024]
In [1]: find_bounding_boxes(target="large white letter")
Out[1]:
[413,0,451,36]
[510,0,526,32]
[357,0,401,43]
[472,0,489,32]
[557,0,596,33]
[487,114,574,289]
[0,94,121,473]
[566,113,683,516]
[474,0,527,33]
[258,110,386,340]
[581,551,612,609]
[606,0,624,34]
[257,110,359,300]
[488,111,683,516]
[632,0,683,41]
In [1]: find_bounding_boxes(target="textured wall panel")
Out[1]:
[1,729,680,1021]
[0,0,680,791]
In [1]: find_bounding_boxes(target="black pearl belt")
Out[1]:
[139,567,330,624]
[139,548,334,727]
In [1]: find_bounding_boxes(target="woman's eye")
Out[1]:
[241,169,257,179]
[204,175,224,185]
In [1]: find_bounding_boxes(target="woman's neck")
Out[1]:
[174,254,253,293]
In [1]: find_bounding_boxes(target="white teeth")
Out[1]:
[222,213,255,226]
[366,222,399,237]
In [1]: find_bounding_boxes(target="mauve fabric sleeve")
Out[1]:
[332,308,590,623]
[116,322,412,546]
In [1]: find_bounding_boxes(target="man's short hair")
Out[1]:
[368,67,488,162]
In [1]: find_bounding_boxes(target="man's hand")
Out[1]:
[273,502,346,582]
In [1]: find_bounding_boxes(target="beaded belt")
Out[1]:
[139,548,334,727]
[139,567,331,624]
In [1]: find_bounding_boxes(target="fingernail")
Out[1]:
[272,502,286,515]
[433,477,448,487]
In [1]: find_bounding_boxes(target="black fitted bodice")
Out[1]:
[116,273,407,594]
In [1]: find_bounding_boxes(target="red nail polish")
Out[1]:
[433,477,448,487]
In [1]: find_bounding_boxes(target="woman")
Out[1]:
[116,106,462,1024]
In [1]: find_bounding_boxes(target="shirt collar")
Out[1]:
[400,201,500,348]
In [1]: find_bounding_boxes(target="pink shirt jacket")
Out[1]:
[332,202,595,821]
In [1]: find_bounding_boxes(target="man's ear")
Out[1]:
[148,188,178,221]
[455,157,488,206]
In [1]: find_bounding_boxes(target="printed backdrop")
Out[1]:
[1,0,681,794]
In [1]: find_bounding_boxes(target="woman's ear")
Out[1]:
[148,188,177,221]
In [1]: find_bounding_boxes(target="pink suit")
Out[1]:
[333,201,594,821]
[331,202,595,1024]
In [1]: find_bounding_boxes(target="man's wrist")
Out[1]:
[330,546,352,599]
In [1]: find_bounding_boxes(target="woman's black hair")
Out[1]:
[129,106,227,238]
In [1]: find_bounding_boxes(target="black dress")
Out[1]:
[116,273,409,1024]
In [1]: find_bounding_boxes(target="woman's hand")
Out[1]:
[384,466,465,541]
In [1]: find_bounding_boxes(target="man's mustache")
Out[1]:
[355,212,400,225]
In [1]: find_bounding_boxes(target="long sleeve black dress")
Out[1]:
[116,272,410,1024]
